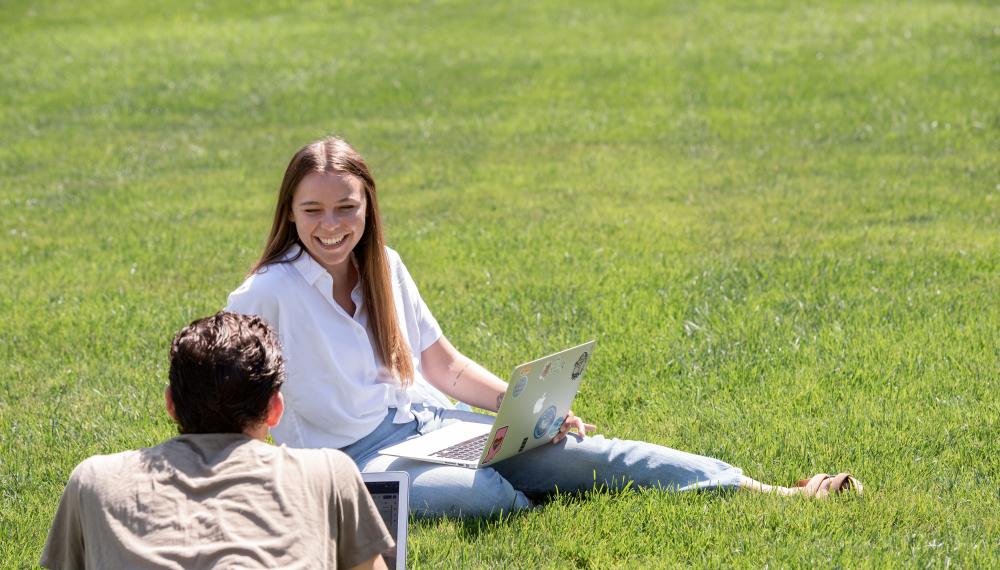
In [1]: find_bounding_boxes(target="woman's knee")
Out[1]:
[409,465,532,518]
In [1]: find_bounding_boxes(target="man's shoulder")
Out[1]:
[277,446,362,485]
[278,444,354,467]
[66,449,142,489]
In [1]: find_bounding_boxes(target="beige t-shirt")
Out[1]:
[40,434,394,569]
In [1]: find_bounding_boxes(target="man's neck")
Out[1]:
[243,423,269,442]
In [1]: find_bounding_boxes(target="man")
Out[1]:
[41,312,393,569]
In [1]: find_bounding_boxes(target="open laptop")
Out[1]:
[379,341,595,469]
[362,471,409,570]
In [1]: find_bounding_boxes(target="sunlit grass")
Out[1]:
[2,0,998,567]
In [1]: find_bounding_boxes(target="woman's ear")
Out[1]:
[164,386,178,422]
[265,392,284,428]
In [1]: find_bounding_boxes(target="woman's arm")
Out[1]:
[420,336,508,412]
[420,336,597,441]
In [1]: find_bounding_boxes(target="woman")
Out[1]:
[226,136,861,517]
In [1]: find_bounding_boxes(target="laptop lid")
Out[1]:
[377,341,595,469]
[362,471,409,570]
[476,340,595,467]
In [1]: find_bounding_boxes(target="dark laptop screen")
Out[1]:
[364,480,401,569]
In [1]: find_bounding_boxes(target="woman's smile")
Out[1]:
[289,171,367,278]
[316,233,350,248]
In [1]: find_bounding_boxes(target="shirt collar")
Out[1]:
[288,244,326,286]
[286,244,360,287]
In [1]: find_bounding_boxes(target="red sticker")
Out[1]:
[482,426,509,463]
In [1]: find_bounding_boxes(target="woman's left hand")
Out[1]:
[551,410,596,444]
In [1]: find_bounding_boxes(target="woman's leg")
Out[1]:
[341,407,532,517]
[740,473,863,497]
[359,454,532,518]
[738,477,800,496]
[491,434,745,497]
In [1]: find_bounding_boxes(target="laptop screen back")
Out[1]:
[362,472,408,570]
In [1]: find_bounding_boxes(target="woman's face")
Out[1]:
[289,171,367,276]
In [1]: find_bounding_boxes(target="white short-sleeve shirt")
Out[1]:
[226,245,453,449]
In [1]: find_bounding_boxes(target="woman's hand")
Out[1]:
[551,410,596,444]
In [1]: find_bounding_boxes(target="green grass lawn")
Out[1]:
[2,0,998,567]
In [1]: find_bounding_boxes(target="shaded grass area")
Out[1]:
[2,0,998,567]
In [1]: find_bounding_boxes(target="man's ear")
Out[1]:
[164,386,178,422]
[265,391,284,428]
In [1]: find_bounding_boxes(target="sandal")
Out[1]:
[795,472,863,498]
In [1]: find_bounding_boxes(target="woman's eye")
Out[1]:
[339,205,356,211]
[304,209,320,214]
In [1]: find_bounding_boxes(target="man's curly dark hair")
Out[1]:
[168,312,285,434]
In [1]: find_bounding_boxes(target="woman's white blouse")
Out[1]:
[226,245,453,449]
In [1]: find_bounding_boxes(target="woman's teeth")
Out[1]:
[318,235,348,246]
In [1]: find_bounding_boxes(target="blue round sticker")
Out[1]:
[513,376,528,398]
[547,415,566,439]
[533,406,557,439]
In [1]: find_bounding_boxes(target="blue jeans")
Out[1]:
[340,406,744,518]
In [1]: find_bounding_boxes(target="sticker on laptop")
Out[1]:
[483,426,509,464]
[517,436,528,453]
[571,352,589,381]
[546,415,566,439]
[518,365,534,377]
[513,376,528,397]
[539,361,553,381]
[533,394,547,414]
[533,406,557,439]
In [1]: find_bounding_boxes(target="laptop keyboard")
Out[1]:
[431,433,489,461]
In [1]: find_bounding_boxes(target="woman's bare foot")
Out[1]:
[739,474,863,498]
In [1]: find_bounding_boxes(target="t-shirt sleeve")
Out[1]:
[328,453,395,569]
[39,461,88,569]
[394,253,443,352]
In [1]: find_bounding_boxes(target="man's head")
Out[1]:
[167,312,285,435]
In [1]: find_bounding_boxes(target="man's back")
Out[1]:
[42,434,392,569]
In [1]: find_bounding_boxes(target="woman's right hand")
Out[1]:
[551,410,596,444]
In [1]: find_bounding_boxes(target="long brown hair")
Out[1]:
[249,136,415,386]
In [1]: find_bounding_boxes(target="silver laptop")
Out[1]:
[379,341,595,469]
[362,471,409,570]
